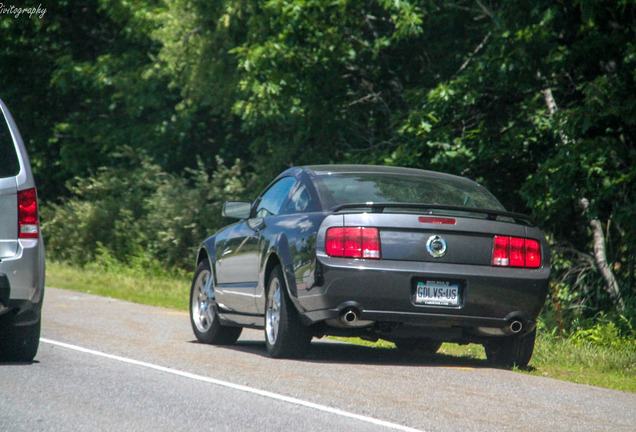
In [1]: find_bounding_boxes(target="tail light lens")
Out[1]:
[18,188,39,239]
[492,236,510,266]
[326,228,345,256]
[326,227,380,259]
[510,237,525,267]
[492,235,541,268]
[525,239,541,268]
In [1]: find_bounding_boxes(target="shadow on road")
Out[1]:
[190,337,504,369]
[0,360,39,366]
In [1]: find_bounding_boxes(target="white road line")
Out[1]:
[41,338,424,432]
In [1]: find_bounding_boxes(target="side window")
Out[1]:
[286,184,312,213]
[0,112,20,178]
[256,177,296,218]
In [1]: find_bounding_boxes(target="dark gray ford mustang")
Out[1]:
[190,165,549,367]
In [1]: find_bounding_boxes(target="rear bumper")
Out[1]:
[0,238,45,324]
[298,256,549,335]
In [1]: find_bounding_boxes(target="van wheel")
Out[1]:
[0,318,41,362]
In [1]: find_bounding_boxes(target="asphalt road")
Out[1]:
[1,287,634,432]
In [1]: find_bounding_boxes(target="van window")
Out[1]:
[0,113,20,178]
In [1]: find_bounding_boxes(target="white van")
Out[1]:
[0,98,45,362]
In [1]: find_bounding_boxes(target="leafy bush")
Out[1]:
[569,313,636,351]
[41,149,254,271]
[141,156,252,269]
[539,240,636,337]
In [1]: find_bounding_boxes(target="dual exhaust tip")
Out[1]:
[334,306,526,334]
[342,311,525,333]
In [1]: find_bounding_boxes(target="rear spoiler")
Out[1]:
[329,202,534,226]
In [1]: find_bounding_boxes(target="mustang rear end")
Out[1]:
[307,205,549,367]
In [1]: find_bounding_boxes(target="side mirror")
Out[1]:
[222,201,252,219]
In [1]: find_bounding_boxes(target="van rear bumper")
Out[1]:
[0,237,45,324]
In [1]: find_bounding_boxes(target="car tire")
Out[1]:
[484,327,536,368]
[190,260,242,345]
[394,338,442,355]
[264,266,311,359]
[0,318,41,362]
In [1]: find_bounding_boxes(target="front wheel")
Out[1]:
[264,266,311,358]
[190,260,242,345]
[484,327,536,368]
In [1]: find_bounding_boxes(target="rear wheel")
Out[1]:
[190,260,242,345]
[484,328,536,368]
[0,318,41,362]
[265,266,311,358]
[394,338,442,355]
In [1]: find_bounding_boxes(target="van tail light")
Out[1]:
[18,188,39,239]
[492,236,541,268]
[326,227,380,259]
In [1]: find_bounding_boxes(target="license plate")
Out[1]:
[415,280,460,306]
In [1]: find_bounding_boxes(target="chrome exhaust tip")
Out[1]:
[509,320,523,334]
[326,305,374,328]
[341,307,359,324]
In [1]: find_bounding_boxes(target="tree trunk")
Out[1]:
[540,84,625,312]
[579,199,625,311]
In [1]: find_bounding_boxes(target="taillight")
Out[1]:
[510,237,525,267]
[18,188,39,239]
[525,239,541,268]
[492,235,541,268]
[326,228,345,256]
[492,236,510,266]
[326,227,380,259]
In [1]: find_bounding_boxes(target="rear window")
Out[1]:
[315,173,505,211]
[0,112,20,178]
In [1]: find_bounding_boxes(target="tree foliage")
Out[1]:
[2,0,634,325]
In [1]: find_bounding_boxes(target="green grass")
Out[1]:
[46,261,191,311]
[47,261,635,393]
[333,336,635,393]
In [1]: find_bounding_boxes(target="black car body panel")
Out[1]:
[193,165,550,361]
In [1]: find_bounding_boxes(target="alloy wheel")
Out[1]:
[192,269,215,333]
[265,278,281,345]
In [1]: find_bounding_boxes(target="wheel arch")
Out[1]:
[196,248,209,268]
[195,237,217,278]
[263,233,298,298]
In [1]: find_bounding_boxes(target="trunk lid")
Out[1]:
[341,208,531,267]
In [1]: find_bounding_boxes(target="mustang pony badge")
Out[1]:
[426,235,447,258]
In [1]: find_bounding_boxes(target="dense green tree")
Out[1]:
[3,0,634,323]
[0,0,242,198]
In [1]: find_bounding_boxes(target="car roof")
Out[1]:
[300,164,478,186]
